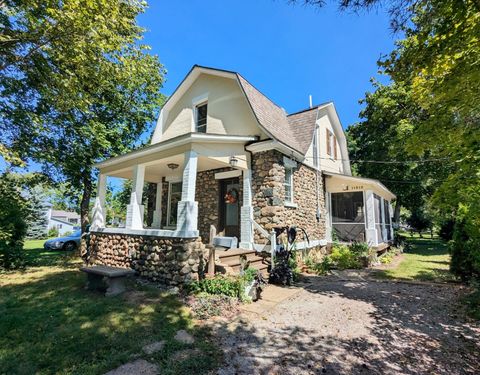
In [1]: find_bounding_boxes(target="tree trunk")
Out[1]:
[80,175,92,233]
[393,199,401,224]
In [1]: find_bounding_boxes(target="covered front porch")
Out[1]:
[324,172,396,247]
[90,133,257,249]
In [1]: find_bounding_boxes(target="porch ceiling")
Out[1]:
[96,133,255,182]
[106,154,235,183]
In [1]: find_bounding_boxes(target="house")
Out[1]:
[88,65,395,284]
[46,206,81,235]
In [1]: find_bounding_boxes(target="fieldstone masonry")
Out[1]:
[88,232,208,285]
[251,150,327,244]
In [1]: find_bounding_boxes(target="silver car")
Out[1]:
[44,230,82,251]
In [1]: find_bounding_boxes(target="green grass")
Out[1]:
[21,239,77,268]
[372,234,456,283]
[0,242,221,374]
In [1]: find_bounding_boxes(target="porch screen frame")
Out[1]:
[330,191,366,242]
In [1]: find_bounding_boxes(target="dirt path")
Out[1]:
[214,275,480,375]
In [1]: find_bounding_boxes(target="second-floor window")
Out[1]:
[326,129,337,160]
[195,102,208,133]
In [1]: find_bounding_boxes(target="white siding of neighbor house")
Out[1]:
[158,74,265,143]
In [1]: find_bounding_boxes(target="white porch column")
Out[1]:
[151,179,163,229]
[91,174,107,230]
[126,165,145,230]
[380,197,388,243]
[325,192,332,242]
[176,150,198,234]
[239,154,254,249]
[365,190,378,246]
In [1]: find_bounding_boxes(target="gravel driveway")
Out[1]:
[215,275,480,375]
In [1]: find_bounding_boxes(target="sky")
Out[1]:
[1,0,397,187]
[138,0,396,128]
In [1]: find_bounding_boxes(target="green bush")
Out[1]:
[450,220,480,282]
[47,227,59,238]
[329,245,362,270]
[379,251,395,264]
[0,173,31,271]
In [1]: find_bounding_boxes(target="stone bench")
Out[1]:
[80,265,135,296]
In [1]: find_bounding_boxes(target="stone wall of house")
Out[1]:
[251,150,327,244]
[88,232,208,285]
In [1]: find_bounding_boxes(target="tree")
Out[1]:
[25,185,50,239]
[0,172,41,269]
[0,0,165,232]
[379,0,480,279]
[346,82,439,223]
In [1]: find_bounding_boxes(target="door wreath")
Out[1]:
[224,188,239,204]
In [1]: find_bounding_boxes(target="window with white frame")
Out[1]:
[284,166,294,204]
[326,129,337,159]
[195,102,208,133]
[167,181,182,227]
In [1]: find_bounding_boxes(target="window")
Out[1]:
[195,102,207,133]
[167,181,182,227]
[284,166,294,204]
[326,129,337,160]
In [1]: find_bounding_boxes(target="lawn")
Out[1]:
[0,240,221,375]
[372,234,456,283]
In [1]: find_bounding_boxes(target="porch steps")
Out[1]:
[216,248,269,276]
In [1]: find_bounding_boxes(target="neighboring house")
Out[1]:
[88,65,395,284]
[46,206,81,235]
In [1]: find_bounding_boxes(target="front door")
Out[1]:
[219,178,240,238]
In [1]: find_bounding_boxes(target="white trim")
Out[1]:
[192,92,209,106]
[246,140,305,161]
[94,133,258,170]
[165,176,182,183]
[295,239,328,250]
[283,156,297,168]
[215,170,242,180]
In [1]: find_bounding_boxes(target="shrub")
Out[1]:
[329,244,361,270]
[0,174,31,271]
[187,274,243,298]
[450,220,480,282]
[48,227,59,238]
[379,251,395,264]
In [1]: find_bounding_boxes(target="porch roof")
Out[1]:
[93,133,257,181]
[324,172,396,201]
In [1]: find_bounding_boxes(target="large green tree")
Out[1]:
[0,0,165,231]
[346,82,439,222]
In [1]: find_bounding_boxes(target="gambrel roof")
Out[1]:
[156,65,345,157]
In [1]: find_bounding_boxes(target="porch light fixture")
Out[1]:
[167,163,179,170]
[229,156,239,168]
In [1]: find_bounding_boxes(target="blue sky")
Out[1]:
[139,0,395,128]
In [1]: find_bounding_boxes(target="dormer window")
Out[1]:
[195,102,208,133]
